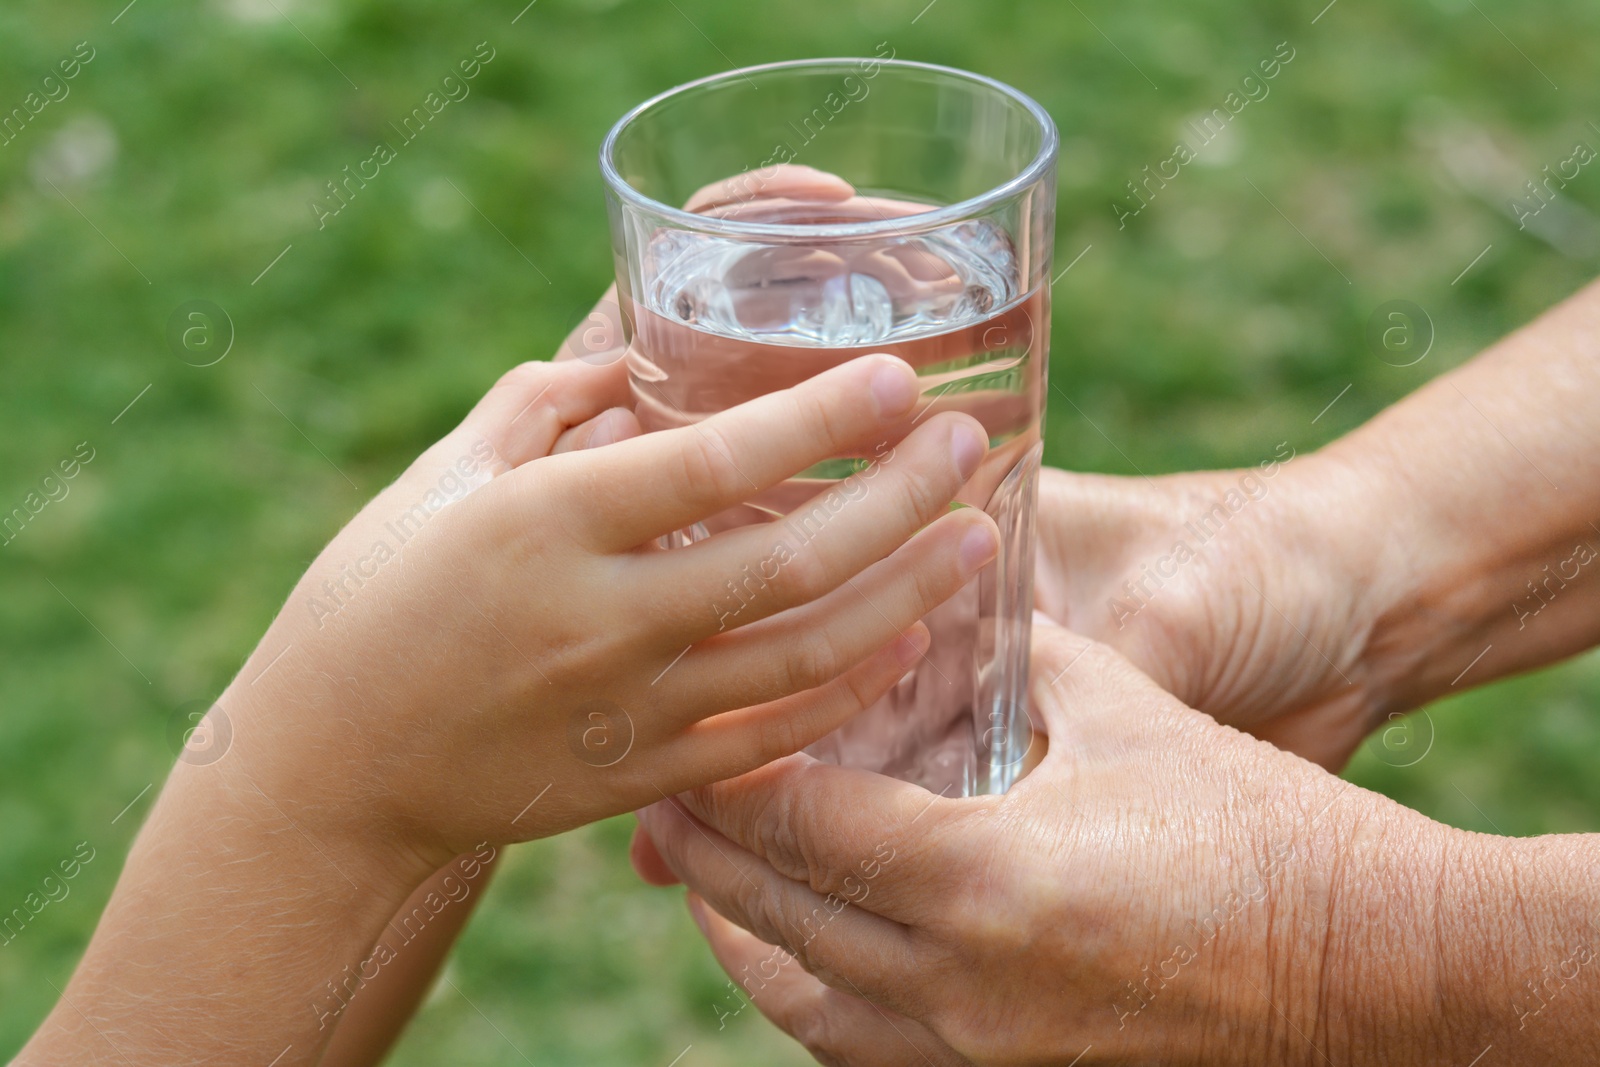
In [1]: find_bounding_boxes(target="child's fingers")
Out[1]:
[658,622,931,787]
[630,412,987,641]
[550,354,923,552]
[552,406,643,454]
[662,509,997,718]
[449,358,635,470]
[360,360,622,519]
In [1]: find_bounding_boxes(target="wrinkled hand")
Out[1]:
[1033,454,1404,770]
[635,620,1446,1066]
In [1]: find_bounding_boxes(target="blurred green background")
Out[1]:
[2,0,1597,1062]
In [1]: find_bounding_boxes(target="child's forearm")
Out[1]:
[15,760,432,1067]
[318,855,500,1067]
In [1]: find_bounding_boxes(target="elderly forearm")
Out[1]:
[1319,275,1600,711]
[1323,819,1600,1064]
[1441,830,1600,1062]
[15,757,433,1067]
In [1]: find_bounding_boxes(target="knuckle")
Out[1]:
[491,361,554,403]
[783,632,842,694]
[804,850,855,908]
[678,424,746,503]
[729,873,768,931]
[948,886,1028,958]
[839,656,886,714]
[733,877,793,952]
[794,387,853,452]
[752,792,808,880]
[787,1000,846,1065]
[897,462,952,527]
[913,545,956,608]
[770,543,828,604]
[754,712,806,766]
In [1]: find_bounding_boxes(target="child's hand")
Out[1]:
[212,353,997,876]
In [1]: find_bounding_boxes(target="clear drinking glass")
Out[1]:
[601,58,1057,796]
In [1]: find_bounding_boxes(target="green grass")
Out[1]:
[2,0,1597,1061]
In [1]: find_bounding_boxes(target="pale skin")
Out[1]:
[15,349,1003,1067]
[632,274,1600,1063]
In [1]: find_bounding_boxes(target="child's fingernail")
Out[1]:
[958,523,1000,575]
[895,625,931,668]
[687,893,711,936]
[588,416,620,448]
[951,423,986,481]
[870,358,917,418]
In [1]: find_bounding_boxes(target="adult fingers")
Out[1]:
[658,622,930,784]
[631,411,989,641]
[668,754,963,926]
[691,898,967,1067]
[667,509,994,715]
[546,354,922,552]
[633,798,929,1014]
[683,164,855,214]
[557,167,856,368]
[630,820,679,887]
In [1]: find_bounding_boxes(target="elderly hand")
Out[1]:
[1032,457,1396,769]
[635,620,1600,1066]
[1034,272,1600,772]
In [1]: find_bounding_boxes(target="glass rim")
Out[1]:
[599,57,1059,241]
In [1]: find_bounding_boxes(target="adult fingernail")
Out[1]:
[687,893,710,936]
[958,523,1000,575]
[951,422,986,481]
[870,358,918,418]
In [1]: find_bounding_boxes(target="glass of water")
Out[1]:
[600,58,1057,796]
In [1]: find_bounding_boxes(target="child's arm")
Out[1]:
[317,353,636,1067]
[17,353,996,1067]
[316,851,500,1067]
